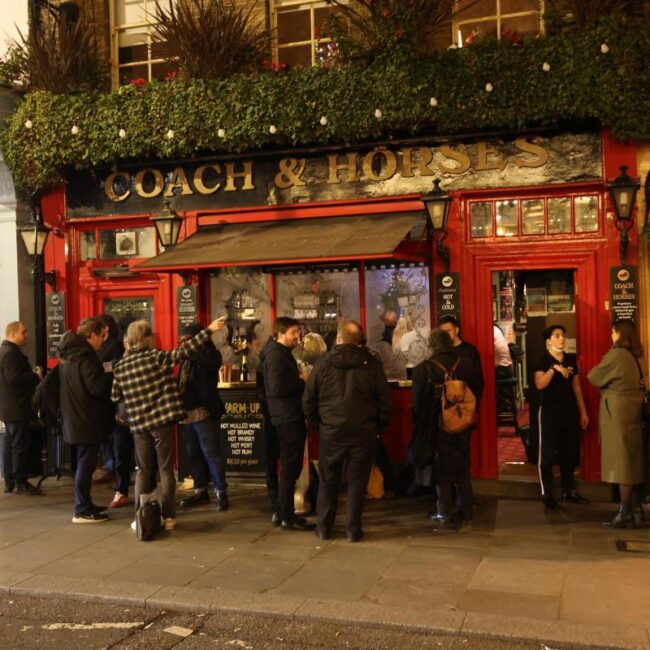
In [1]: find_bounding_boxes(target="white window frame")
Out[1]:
[271,0,338,67]
[109,0,171,87]
[453,0,544,47]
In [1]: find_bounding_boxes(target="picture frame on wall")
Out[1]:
[527,287,547,316]
[115,231,137,256]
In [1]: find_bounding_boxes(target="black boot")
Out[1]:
[543,496,561,510]
[562,489,589,504]
[180,490,210,507]
[215,490,229,512]
[603,509,635,529]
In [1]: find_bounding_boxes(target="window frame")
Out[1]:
[466,191,602,242]
[452,0,544,47]
[110,0,172,87]
[271,0,338,68]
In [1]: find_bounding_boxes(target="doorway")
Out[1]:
[492,269,577,481]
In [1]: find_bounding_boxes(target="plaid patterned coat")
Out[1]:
[111,329,211,434]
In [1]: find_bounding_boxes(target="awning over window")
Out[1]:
[135,212,426,272]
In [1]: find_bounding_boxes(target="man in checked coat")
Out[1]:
[111,316,225,530]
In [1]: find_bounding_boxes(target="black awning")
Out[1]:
[135,212,425,271]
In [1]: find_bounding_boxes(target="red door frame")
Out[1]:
[460,239,609,481]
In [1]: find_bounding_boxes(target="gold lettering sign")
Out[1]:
[401,147,435,178]
[475,142,507,172]
[164,167,194,197]
[362,150,398,182]
[134,168,164,199]
[327,153,359,184]
[224,161,254,192]
[513,137,549,168]
[104,172,131,202]
[193,164,222,194]
[438,145,471,174]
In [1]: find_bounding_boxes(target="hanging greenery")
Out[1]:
[2,18,649,192]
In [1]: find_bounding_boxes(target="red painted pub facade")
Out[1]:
[38,127,640,482]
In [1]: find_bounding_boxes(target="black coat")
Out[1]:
[260,337,305,426]
[58,331,112,445]
[455,340,484,406]
[180,340,225,420]
[303,344,392,444]
[0,340,39,422]
[411,351,478,466]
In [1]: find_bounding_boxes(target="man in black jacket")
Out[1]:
[177,322,228,512]
[0,321,41,494]
[59,317,112,523]
[304,320,391,542]
[261,316,312,530]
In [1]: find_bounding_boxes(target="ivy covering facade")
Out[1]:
[2,19,649,192]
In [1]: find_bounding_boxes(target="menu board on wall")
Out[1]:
[177,285,199,333]
[46,292,66,359]
[610,266,638,323]
[219,390,266,476]
[435,273,461,324]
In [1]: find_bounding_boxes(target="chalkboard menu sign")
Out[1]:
[219,390,266,476]
[177,285,199,333]
[435,272,461,324]
[46,292,66,358]
[610,266,638,323]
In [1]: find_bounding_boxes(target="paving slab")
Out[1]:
[0,569,33,591]
[462,611,650,650]
[456,589,560,620]
[364,576,464,609]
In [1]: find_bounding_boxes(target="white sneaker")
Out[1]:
[130,520,136,531]
[164,517,176,531]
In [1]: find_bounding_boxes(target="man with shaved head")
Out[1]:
[0,321,41,494]
[304,320,391,542]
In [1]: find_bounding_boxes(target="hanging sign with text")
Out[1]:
[46,292,66,359]
[610,266,638,323]
[436,273,461,324]
[219,390,266,476]
[177,285,199,333]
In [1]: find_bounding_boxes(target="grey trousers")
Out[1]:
[133,423,176,519]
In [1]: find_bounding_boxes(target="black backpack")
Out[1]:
[32,366,61,428]
[136,498,162,541]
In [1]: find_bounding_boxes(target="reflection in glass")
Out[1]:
[471,202,493,238]
[99,227,156,260]
[575,195,599,232]
[365,265,431,380]
[80,231,96,261]
[210,269,272,381]
[522,199,544,235]
[548,197,571,234]
[103,297,154,329]
[496,200,518,237]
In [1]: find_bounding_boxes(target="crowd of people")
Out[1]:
[0,311,647,537]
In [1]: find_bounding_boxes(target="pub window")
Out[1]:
[468,193,601,239]
[272,0,337,68]
[112,0,176,85]
[365,264,431,381]
[104,296,155,327]
[453,0,542,47]
[99,227,157,260]
[80,230,97,261]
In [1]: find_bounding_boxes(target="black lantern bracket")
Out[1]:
[607,165,640,266]
[151,197,184,250]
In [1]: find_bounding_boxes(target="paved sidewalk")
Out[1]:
[0,480,648,649]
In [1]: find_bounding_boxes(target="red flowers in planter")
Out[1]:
[130,77,146,87]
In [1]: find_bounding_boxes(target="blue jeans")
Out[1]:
[182,417,226,492]
[74,443,99,516]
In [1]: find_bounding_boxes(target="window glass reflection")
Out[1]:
[574,195,599,232]
[471,202,493,238]
[80,231,96,260]
[496,200,518,237]
[522,199,544,235]
[365,265,431,380]
[99,227,156,259]
[548,197,571,234]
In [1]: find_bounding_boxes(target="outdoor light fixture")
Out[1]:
[607,165,640,265]
[151,198,183,250]
[421,178,452,274]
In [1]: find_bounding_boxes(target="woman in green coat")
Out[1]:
[587,319,645,529]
